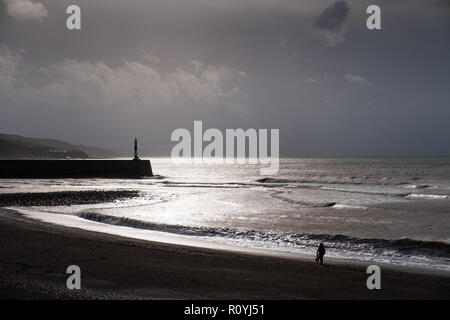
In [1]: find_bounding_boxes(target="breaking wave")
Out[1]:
[77,211,450,262]
[256,177,411,186]
[406,194,448,200]
[270,191,336,207]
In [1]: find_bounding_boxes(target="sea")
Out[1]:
[1,157,450,273]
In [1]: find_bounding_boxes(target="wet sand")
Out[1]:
[1,208,449,299]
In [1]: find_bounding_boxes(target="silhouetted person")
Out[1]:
[316,242,326,265]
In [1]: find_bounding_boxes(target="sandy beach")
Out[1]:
[1,207,449,300]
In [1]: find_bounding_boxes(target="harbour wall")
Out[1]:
[0,160,153,178]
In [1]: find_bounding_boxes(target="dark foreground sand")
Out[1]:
[0,208,449,300]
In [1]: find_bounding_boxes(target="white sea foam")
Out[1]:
[332,204,368,210]
[405,184,431,189]
[406,194,448,200]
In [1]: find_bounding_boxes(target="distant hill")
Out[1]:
[0,133,119,159]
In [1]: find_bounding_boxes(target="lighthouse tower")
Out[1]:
[133,138,140,160]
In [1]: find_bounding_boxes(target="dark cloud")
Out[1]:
[1,0,450,156]
[314,1,350,32]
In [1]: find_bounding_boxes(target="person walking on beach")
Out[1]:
[316,243,326,265]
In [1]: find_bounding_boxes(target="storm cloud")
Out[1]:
[314,1,350,46]
[1,0,449,156]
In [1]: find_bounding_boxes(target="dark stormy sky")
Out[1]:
[1,0,449,156]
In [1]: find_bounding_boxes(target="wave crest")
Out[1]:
[77,211,450,260]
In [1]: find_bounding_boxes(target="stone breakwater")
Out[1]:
[0,160,153,178]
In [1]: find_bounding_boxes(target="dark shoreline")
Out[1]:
[1,208,449,299]
[0,190,140,207]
